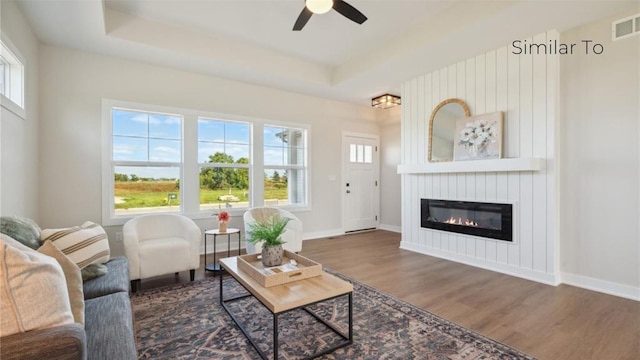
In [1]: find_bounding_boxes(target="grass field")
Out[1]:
[114,181,287,209]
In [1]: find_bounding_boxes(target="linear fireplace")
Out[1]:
[421,199,513,242]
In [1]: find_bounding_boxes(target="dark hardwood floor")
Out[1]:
[136,230,640,360]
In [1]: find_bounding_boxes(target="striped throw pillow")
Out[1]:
[40,222,110,269]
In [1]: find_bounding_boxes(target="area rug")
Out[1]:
[131,272,535,360]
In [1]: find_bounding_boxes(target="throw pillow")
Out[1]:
[81,263,108,281]
[40,221,110,269]
[0,216,41,250]
[0,234,74,337]
[38,240,85,326]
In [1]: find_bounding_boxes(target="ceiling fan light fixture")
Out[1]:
[305,0,334,15]
[372,94,402,109]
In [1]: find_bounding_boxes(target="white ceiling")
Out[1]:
[15,0,639,105]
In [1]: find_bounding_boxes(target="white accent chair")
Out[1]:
[243,207,303,254]
[123,214,201,292]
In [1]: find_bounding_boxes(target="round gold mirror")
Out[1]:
[428,98,471,162]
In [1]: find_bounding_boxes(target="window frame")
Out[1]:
[263,124,309,207]
[102,99,311,226]
[0,34,26,119]
[0,56,8,95]
[197,117,252,212]
[103,103,185,224]
[612,13,640,41]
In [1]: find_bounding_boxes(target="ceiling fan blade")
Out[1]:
[293,7,313,31]
[333,0,367,25]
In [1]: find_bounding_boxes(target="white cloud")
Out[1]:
[129,113,148,123]
[150,146,180,162]
[264,148,284,165]
[153,146,180,155]
[113,144,134,155]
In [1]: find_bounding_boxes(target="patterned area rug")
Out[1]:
[131,271,535,360]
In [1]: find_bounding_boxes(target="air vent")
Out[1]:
[612,13,640,41]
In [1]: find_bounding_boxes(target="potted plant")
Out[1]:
[216,210,230,233]
[246,215,290,267]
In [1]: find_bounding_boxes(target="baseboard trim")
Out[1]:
[400,241,639,301]
[198,228,345,254]
[199,228,347,254]
[200,241,244,256]
[561,272,640,301]
[400,241,558,286]
[302,229,345,241]
[379,224,401,233]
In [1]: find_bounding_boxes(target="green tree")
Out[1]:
[130,174,139,182]
[208,152,235,164]
[199,152,250,191]
[114,173,129,181]
[200,152,235,190]
[235,157,249,190]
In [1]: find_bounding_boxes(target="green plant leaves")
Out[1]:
[246,215,290,246]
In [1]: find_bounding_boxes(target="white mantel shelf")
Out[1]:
[397,158,543,174]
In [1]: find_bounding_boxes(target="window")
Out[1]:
[263,126,308,206]
[102,101,310,224]
[612,13,640,41]
[0,37,25,117]
[110,108,182,216]
[349,144,373,164]
[198,118,251,211]
[0,58,7,95]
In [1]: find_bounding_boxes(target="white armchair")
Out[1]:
[243,208,303,254]
[123,214,201,292]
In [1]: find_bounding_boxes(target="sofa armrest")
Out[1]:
[0,323,86,360]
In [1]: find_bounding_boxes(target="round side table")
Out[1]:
[204,228,241,274]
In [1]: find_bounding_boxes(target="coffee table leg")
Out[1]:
[273,314,279,359]
[219,270,223,304]
[220,273,350,360]
[349,293,353,343]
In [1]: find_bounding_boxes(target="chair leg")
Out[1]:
[190,269,195,281]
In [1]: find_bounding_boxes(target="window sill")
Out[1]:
[1,94,26,120]
[102,205,310,227]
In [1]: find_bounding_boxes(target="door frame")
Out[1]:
[341,131,380,232]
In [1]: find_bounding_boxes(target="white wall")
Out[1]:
[559,9,640,300]
[400,31,559,285]
[38,45,379,255]
[379,106,402,231]
[0,0,39,219]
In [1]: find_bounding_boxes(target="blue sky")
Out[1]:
[198,117,250,163]
[112,109,181,163]
[112,109,304,180]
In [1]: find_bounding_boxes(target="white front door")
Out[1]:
[342,133,379,232]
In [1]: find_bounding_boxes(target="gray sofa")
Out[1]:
[0,257,137,360]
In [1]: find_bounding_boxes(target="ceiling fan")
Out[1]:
[293,0,368,31]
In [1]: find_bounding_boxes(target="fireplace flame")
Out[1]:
[443,217,478,227]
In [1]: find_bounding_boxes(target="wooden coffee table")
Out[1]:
[219,256,353,360]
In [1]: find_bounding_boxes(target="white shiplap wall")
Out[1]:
[400,30,558,285]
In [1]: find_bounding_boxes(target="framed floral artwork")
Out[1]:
[453,111,503,161]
